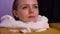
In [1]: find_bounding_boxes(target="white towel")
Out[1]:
[0,15,49,33]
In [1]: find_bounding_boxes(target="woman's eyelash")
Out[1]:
[22,7,27,9]
[34,6,38,8]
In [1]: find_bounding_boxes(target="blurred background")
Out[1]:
[38,0,60,23]
[0,0,60,23]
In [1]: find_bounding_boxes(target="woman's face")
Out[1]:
[13,0,39,22]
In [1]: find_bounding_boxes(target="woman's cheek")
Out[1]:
[22,10,29,16]
[34,11,39,16]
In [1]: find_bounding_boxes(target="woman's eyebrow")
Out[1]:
[33,4,38,6]
[19,4,38,7]
[19,4,28,6]
[22,4,38,5]
[33,4,38,5]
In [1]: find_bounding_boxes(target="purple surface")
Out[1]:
[0,0,14,22]
[0,0,14,18]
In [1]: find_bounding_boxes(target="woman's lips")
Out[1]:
[28,16,35,18]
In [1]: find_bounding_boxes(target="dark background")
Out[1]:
[38,0,60,23]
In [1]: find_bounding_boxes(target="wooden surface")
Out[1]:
[49,23,60,30]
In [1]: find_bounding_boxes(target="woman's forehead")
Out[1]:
[18,0,38,4]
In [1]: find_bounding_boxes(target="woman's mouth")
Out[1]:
[28,16,35,19]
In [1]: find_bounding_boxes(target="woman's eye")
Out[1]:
[22,6,27,9]
[34,6,38,9]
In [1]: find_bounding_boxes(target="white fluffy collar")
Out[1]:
[0,15,49,33]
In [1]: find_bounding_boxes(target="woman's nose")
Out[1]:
[29,8,34,14]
